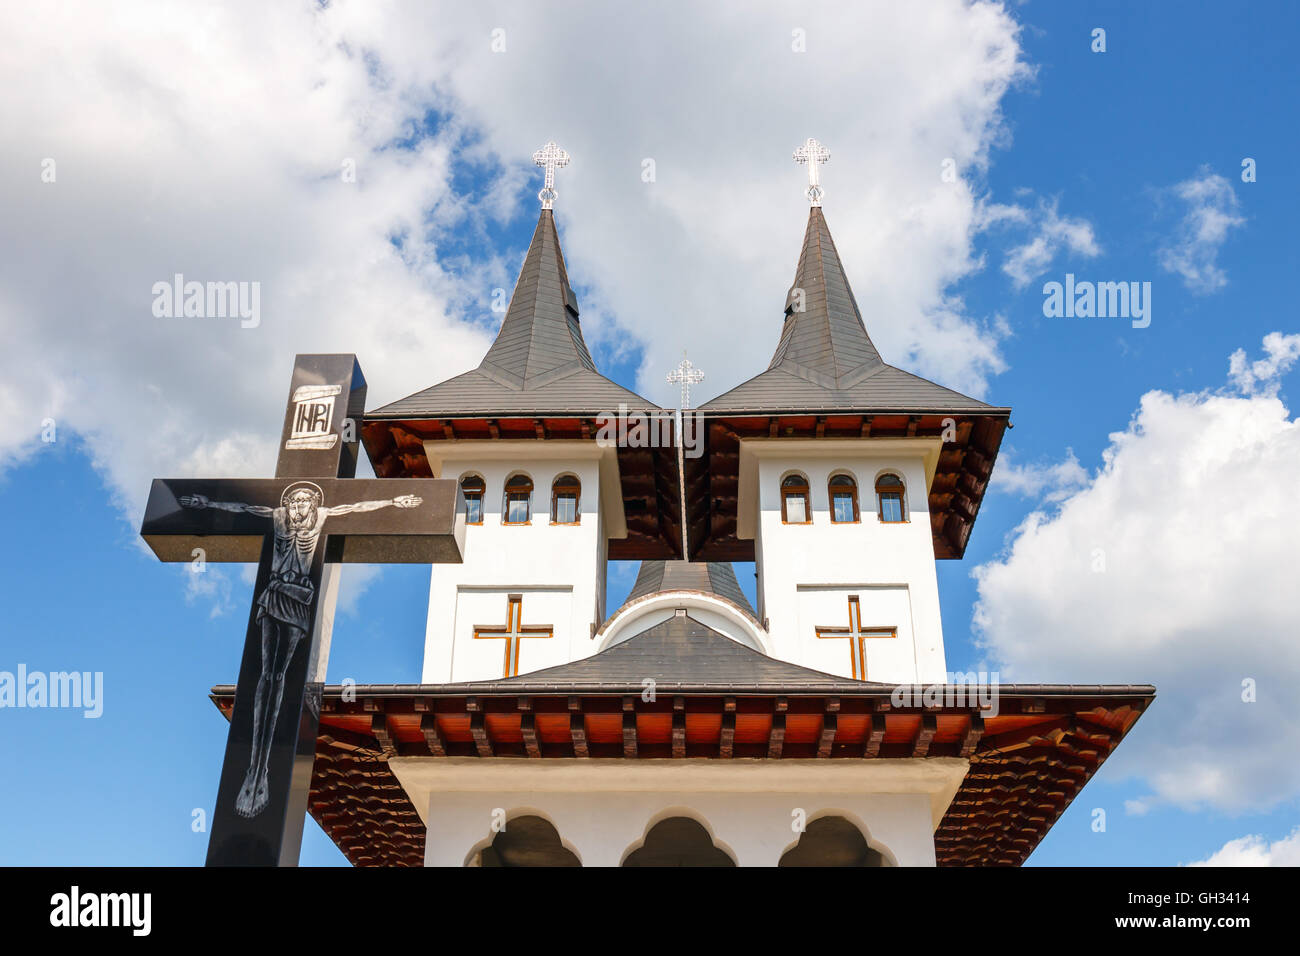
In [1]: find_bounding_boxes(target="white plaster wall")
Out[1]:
[743,439,948,683]
[448,586,574,681]
[390,758,967,867]
[420,442,610,683]
[798,585,922,682]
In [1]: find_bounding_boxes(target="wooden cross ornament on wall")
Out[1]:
[474,594,554,677]
[815,595,896,681]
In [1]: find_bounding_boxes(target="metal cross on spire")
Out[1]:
[666,351,705,409]
[793,137,831,206]
[532,140,571,210]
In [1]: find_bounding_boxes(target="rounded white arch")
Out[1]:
[777,807,898,867]
[618,806,739,867]
[597,591,770,654]
[461,806,585,867]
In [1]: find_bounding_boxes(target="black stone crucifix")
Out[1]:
[141,354,464,866]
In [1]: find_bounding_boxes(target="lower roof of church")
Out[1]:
[210,609,1153,867]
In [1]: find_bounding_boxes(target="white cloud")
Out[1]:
[0,1,492,525]
[336,564,385,618]
[1,1,1035,536]
[1157,168,1246,294]
[997,197,1101,289]
[1229,332,1300,397]
[183,566,236,620]
[973,334,1300,813]
[1186,827,1300,867]
[404,1,1033,401]
[990,448,1089,502]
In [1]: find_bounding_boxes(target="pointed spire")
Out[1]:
[701,141,999,415]
[478,207,598,390]
[368,145,660,418]
[475,142,592,388]
[768,206,883,389]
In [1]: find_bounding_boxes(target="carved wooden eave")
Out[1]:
[212,681,1151,868]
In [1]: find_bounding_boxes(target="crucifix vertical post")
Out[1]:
[141,355,464,866]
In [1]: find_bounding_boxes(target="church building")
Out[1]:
[214,141,1152,866]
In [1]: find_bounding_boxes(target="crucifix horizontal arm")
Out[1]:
[144,478,462,564]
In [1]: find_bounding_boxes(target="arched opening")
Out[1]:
[829,473,859,523]
[551,474,581,524]
[473,814,581,867]
[460,474,485,525]
[875,473,906,523]
[779,816,889,867]
[622,817,736,867]
[781,473,811,524]
[503,473,533,524]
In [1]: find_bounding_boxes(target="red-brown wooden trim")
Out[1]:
[420,713,446,756]
[569,696,589,757]
[720,697,736,758]
[864,712,886,757]
[671,696,686,758]
[623,697,638,758]
[960,713,984,757]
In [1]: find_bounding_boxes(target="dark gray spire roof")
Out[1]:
[769,205,881,384]
[622,560,756,619]
[368,210,658,418]
[701,207,1003,415]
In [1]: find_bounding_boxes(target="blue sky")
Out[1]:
[2,1,1298,867]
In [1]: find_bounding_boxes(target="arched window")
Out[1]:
[781,473,810,524]
[460,475,485,525]
[875,474,906,523]
[829,474,859,523]
[503,474,533,524]
[551,474,581,524]
[779,816,889,867]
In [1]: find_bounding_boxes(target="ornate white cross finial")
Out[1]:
[532,141,570,210]
[666,351,705,410]
[793,137,830,206]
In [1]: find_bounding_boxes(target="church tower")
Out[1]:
[218,138,1153,870]
[362,143,681,682]
[693,139,1011,685]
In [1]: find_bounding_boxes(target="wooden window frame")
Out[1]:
[875,474,907,524]
[828,473,860,524]
[503,474,533,525]
[460,475,485,526]
[781,474,811,525]
[550,474,581,525]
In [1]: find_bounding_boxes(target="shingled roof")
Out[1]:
[621,560,756,619]
[368,209,658,418]
[701,207,1004,415]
